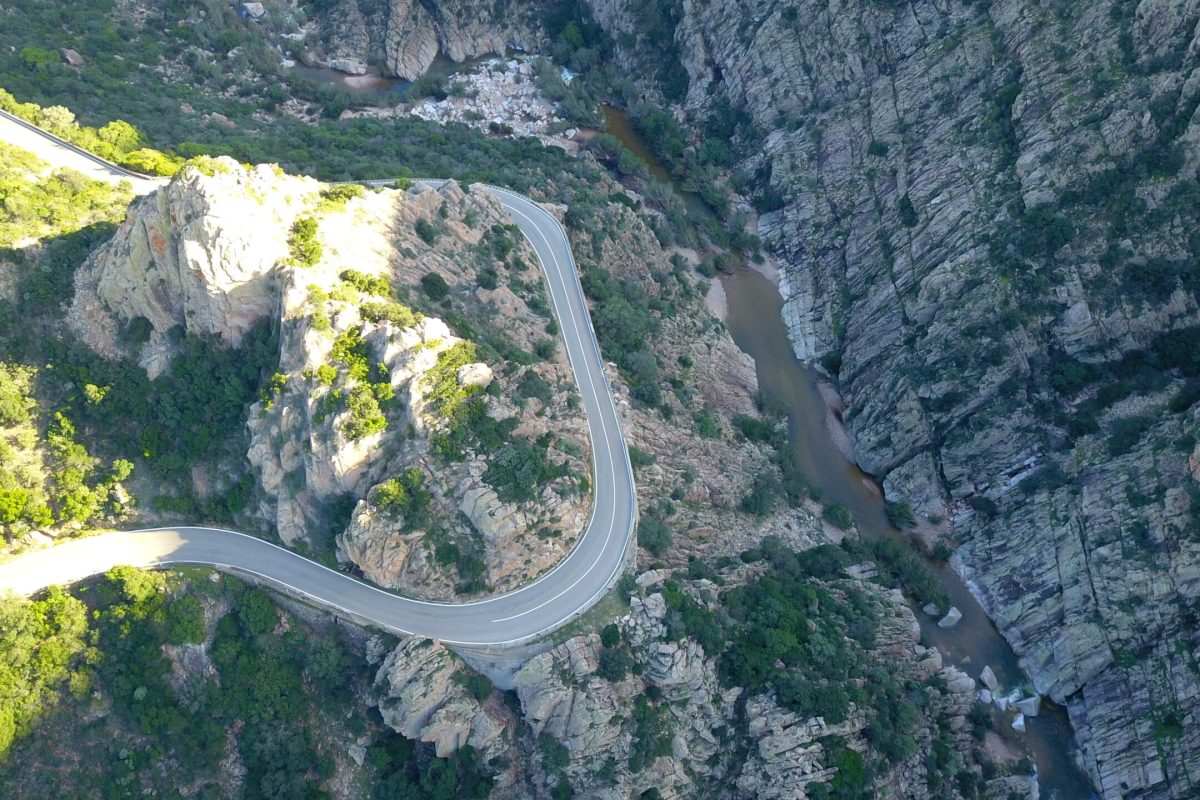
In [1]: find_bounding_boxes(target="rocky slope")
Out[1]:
[369,563,1028,800]
[70,159,591,597]
[572,0,1200,797]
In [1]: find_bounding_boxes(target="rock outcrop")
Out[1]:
[308,0,546,80]
[71,159,319,373]
[72,160,590,598]
[578,1,1200,796]
[509,569,1008,800]
[372,637,506,760]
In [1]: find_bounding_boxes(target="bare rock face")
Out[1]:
[581,0,1200,795]
[309,0,546,80]
[73,158,319,356]
[382,0,544,79]
[509,569,996,800]
[373,638,506,760]
[514,634,630,762]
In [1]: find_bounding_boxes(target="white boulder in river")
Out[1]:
[1016,695,1042,717]
[979,665,998,691]
[937,606,963,628]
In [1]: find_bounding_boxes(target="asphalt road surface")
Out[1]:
[0,120,637,648]
[0,109,166,194]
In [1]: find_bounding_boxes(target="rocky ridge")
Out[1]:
[70,159,591,598]
[369,565,1022,800]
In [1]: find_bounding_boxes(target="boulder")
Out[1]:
[1016,695,1042,717]
[979,665,999,692]
[922,602,943,617]
[937,606,963,628]
[1012,713,1026,733]
[456,362,494,388]
[238,2,266,20]
[327,57,368,75]
[373,638,505,760]
[59,48,84,67]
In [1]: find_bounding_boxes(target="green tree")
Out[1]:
[238,588,278,636]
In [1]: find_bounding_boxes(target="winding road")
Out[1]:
[0,115,637,648]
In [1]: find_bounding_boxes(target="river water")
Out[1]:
[599,107,1096,798]
[301,71,1096,796]
[723,267,1095,799]
[289,55,468,101]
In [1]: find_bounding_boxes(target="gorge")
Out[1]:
[0,0,1197,797]
[301,0,1200,796]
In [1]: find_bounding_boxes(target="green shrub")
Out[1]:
[414,218,440,245]
[517,370,554,404]
[885,500,916,529]
[484,437,570,503]
[600,623,622,648]
[741,470,783,516]
[539,731,571,773]
[371,468,430,530]
[628,446,657,469]
[453,670,494,703]
[596,646,633,681]
[165,594,206,645]
[628,696,672,772]
[287,216,322,267]
[694,409,721,439]
[637,516,672,556]
[318,183,364,210]
[340,268,391,297]
[421,271,450,300]
[823,503,854,530]
[237,588,279,637]
[361,301,421,328]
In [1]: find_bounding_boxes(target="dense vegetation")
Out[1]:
[648,538,937,794]
[0,568,487,798]
[0,89,179,175]
[0,143,132,247]
[0,359,135,542]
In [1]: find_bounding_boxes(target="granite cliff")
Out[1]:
[578,0,1200,797]
[304,0,546,79]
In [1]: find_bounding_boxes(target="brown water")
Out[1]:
[722,268,1096,799]
[601,107,1098,798]
[289,55,472,101]
[601,106,713,220]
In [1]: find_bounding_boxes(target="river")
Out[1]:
[288,55,467,101]
[604,108,1097,799]
[293,69,1096,795]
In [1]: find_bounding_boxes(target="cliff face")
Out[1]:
[71,160,319,374]
[306,0,547,79]
[585,0,1200,797]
